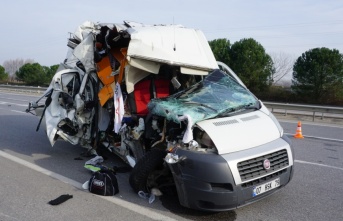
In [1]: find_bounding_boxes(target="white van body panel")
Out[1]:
[196,110,281,155]
[127,25,218,71]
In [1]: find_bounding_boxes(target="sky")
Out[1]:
[0,0,342,67]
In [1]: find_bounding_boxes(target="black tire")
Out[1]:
[127,140,145,163]
[129,148,167,193]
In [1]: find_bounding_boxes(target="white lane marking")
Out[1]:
[0,107,30,115]
[0,95,45,103]
[295,160,343,171]
[0,91,42,98]
[285,133,343,142]
[0,106,31,115]
[0,150,177,221]
[0,96,31,102]
[0,101,27,107]
[10,110,27,114]
[0,107,37,116]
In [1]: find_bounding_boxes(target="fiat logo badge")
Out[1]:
[263,159,271,170]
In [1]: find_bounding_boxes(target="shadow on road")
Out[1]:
[159,191,237,221]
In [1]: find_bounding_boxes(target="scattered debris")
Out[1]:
[84,156,105,172]
[82,180,89,190]
[74,157,83,160]
[48,194,73,205]
[85,155,104,166]
[138,191,156,204]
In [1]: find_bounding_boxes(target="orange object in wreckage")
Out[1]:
[97,55,115,85]
[97,48,127,106]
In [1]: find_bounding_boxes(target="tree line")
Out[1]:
[0,59,58,86]
[209,38,343,105]
[1,39,343,105]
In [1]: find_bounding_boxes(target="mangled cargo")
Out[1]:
[27,21,294,211]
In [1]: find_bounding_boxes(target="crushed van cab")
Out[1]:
[27,21,294,211]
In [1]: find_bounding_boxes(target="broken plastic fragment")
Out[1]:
[178,114,193,143]
[136,118,145,132]
[84,164,102,172]
[188,140,199,150]
[126,155,136,168]
[74,94,85,113]
[171,77,181,89]
[138,190,149,199]
[148,194,155,204]
[85,156,104,166]
[132,118,145,139]
[138,191,156,204]
[164,153,179,164]
[151,188,163,197]
[82,180,90,190]
[84,156,105,172]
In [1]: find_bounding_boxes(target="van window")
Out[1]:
[148,69,258,125]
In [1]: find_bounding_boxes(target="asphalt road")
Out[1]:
[0,91,342,221]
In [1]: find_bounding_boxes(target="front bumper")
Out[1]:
[167,137,294,211]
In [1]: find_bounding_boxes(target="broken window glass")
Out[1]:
[148,70,258,126]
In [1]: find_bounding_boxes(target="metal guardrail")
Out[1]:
[1,85,342,121]
[264,102,343,121]
[0,85,47,93]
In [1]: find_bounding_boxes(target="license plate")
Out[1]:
[252,178,280,197]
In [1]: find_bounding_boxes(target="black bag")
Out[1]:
[88,170,119,196]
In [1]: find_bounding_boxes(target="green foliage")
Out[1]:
[209,38,230,65]
[292,47,343,104]
[0,65,8,81]
[228,38,274,93]
[15,63,58,86]
[47,64,59,80]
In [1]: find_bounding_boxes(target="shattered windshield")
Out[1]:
[148,69,258,125]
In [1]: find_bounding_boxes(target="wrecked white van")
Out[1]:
[27,21,294,211]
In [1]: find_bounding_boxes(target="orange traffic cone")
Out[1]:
[294,121,304,139]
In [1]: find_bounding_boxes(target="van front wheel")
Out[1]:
[129,148,167,193]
